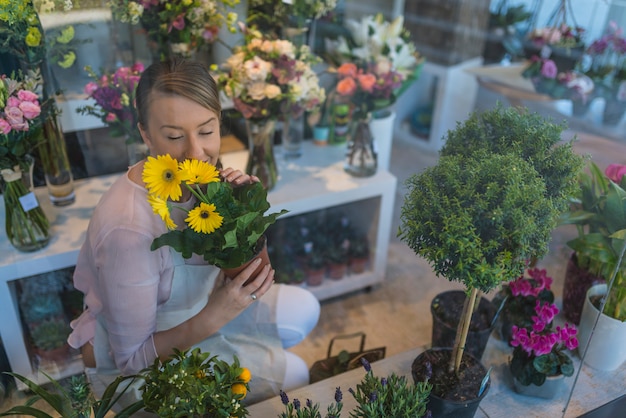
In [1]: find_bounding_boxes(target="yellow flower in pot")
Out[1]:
[398,105,583,417]
[143,154,288,273]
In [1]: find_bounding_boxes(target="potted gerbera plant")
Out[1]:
[399,105,583,417]
[143,154,288,275]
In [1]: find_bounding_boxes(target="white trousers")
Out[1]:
[276,285,320,390]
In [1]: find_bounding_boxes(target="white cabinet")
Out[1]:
[0,141,396,388]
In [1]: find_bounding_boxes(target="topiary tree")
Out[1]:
[398,105,584,377]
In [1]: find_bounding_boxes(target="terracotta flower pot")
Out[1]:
[221,236,270,286]
[327,262,347,280]
[305,268,325,286]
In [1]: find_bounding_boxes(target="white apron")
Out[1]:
[89,249,286,413]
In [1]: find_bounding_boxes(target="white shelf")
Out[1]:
[0,141,396,389]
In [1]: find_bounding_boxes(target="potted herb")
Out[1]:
[399,106,583,417]
[279,357,432,417]
[144,155,288,274]
[559,161,626,371]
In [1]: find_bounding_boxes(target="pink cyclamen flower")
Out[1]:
[605,164,626,184]
[509,277,534,297]
[131,62,145,73]
[541,60,558,79]
[0,118,12,134]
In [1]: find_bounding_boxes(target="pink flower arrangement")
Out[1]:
[77,63,144,145]
[0,74,44,170]
[509,299,578,387]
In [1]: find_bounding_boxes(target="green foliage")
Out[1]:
[151,181,288,269]
[279,387,343,418]
[509,346,574,387]
[559,161,626,321]
[140,348,250,418]
[0,372,143,418]
[30,319,71,351]
[399,152,552,292]
[440,105,584,217]
[348,360,432,418]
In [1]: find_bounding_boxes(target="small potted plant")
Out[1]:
[492,267,556,344]
[559,161,626,371]
[325,238,350,280]
[399,105,583,417]
[509,300,578,399]
[140,348,252,418]
[29,318,72,363]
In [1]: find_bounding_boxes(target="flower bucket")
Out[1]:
[578,284,626,371]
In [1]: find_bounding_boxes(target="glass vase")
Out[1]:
[281,114,304,160]
[245,118,278,191]
[344,116,377,178]
[1,159,51,252]
[39,112,75,206]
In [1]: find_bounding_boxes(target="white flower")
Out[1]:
[244,56,272,82]
[264,84,281,99]
[248,82,267,100]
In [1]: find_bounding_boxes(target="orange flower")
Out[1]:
[337,62,358,78]
[337,77,357,96]
[357,73,377,93]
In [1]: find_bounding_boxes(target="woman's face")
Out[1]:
[139,92,221,165]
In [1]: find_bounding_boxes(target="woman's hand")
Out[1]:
[201,256,275,329]
[220,167,259,187]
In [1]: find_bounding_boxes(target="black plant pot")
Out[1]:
[431,291,496,361]
[412,348,490,418]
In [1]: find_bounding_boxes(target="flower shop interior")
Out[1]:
[1,0,626,417]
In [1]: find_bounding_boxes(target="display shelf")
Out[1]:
[0,141,396,389]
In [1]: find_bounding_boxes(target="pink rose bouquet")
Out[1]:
[0,73,43,170]
[509,299,578,387]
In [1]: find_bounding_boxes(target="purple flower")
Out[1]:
[279,390,289,405]
[293,398,301,410]
[540,60,558,79]
[334,387,342,403]
[360,357,371,372]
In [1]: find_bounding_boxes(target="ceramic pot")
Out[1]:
[221,236,270,287]
[412,348,490,418]
[512,374,565,399]
[369,109,396,172]
[577,284,626,371]
[312,125,329,146]
[431,291,497,361]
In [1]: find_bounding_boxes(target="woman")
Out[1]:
[68,58,320,408]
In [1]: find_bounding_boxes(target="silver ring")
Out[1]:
[251,293,257,301]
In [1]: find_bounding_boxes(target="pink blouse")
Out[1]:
[68,170,199,374]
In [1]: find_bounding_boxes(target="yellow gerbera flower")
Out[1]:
[142,154,183,201]
[185,202,223,234]
[148,194,176,230]
[179,159,220,185]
